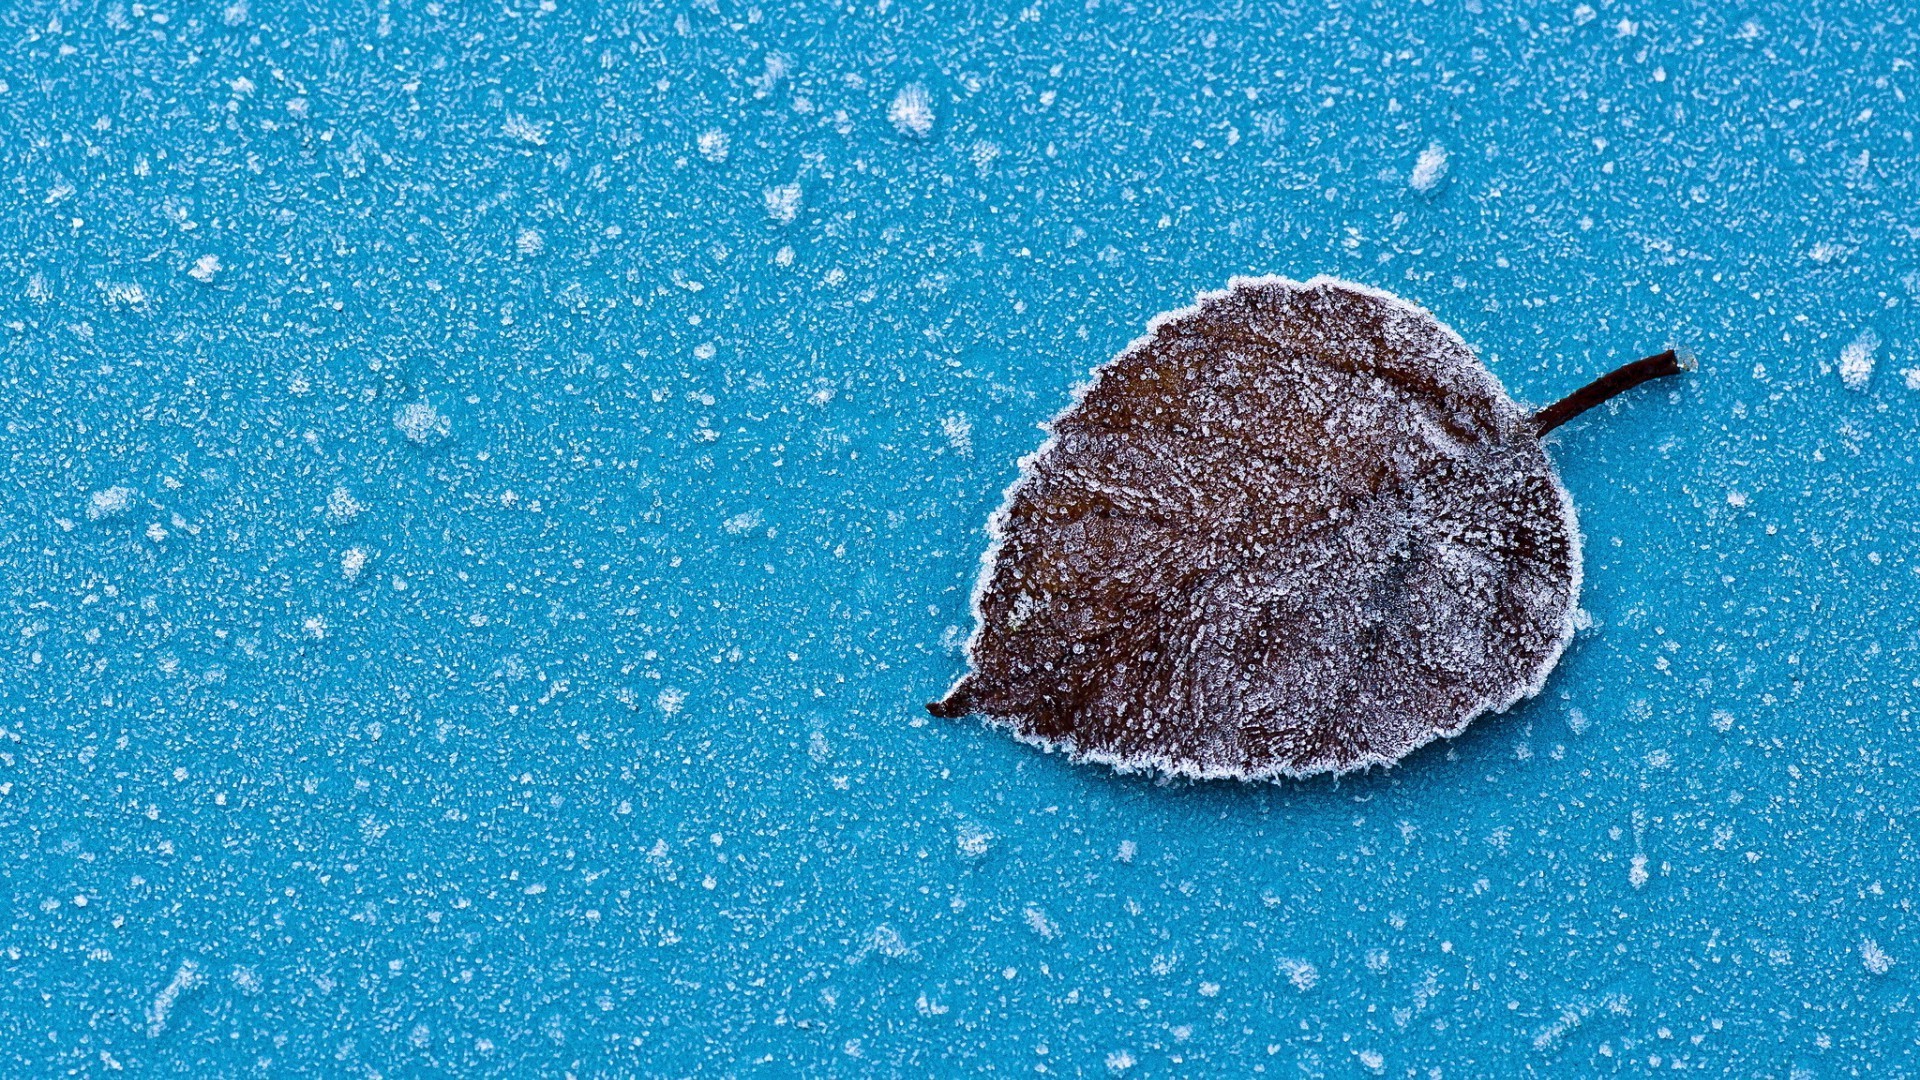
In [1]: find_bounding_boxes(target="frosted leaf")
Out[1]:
[888,83,935,138]
[1838,328,1878,391]
[931,276,1687,780]
[1409,143,1450,195]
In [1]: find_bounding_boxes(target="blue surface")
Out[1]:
[3,1,1917,1075]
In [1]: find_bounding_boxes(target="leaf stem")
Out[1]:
[927,676,975,719]
[1532,348,1694,435]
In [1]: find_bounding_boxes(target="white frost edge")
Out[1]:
[934,273,1585,783]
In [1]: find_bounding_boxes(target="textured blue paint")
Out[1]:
[1,1,1916,1074]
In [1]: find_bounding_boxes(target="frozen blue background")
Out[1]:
[2,0,1916,1075]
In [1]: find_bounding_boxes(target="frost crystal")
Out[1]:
[1861,937,1894,975]
[88,485,136,520]
[1409,143,1450,194]
[763,182,803,225]
[955,820,994,858]
[327,485,364,522]
[1277,957,1320,991]
[888,83,935,138]
[394,402,450,444]
[1838,328,1878,391]
[146,960,202,1037]
[501,113,548,146]
[696,129,730,163]
[932,277,1582,780]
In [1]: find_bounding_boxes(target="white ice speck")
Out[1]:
[341,547,368,581]
[1838,328,1879,391]
[1628,854,1649,888]
[88,485,136,520]
[696,129,730,163]
[1862,937,1895,975]
[655,687,687,716]
[327,485,364,522]
[303,616,328,640]
[145,522,168,543]
[1358,1049,1386,1075]
[852,923,917,963]
[1023,904,1058,939]
[888,83,935,138]
[146,960,201,1037]
[1807,240,1850,264]
[1571,3,1595,24]
[187,254,221,283]
[516,228,545,256]
[1409,143,1450,194]
[1277,957,1319,991]
[723,509,764,535]
[502,113,548,145]
[394,402,450,444]
[970,140,1001,174]
[1104,1050,1136,1073]
[1709,709,1734,733]
[764,182,802,224]
[1902,368,1920,391]
[1116,839,1137,863]
[940,413,973,456]
[955,820,994,858]
[101,281,148,307]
